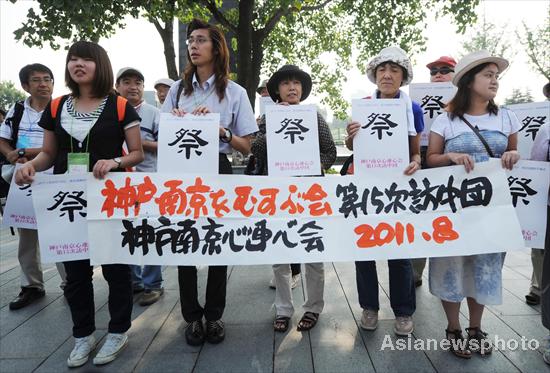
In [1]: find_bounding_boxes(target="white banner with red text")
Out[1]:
[79,159,525,265]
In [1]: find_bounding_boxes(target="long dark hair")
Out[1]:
[65,41,114,98]
[183,19,230,102]
[446,62,499,119]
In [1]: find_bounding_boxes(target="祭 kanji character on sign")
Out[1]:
[420,95,445,119]
[362,113,399,140]
[507,176,537,207]
[47,191,87,222]
[168,128,209,159]
[519,116,546,140]
[275,118,310,144]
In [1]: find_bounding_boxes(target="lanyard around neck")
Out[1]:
[69,97,93,154]
[192,82,216,109]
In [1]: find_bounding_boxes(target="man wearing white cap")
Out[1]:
[256,79,269,97]
[345,46,423,336]
[154,78,175,106]
[116,67,164,306]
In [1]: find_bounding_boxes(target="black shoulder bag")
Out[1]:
[458,115,495,158]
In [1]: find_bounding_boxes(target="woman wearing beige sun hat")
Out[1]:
[426,50,520,359]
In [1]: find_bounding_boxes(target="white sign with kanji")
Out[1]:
[265,104,321,176]
[158,113,220,174]
[409,82,457,147]
[507,101,550,159]
[352,99,409,175]
[33,174,89,262]
[506,160,550,248]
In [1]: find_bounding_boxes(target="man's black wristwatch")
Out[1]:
[220,128,233,143]
[17,148,25,158]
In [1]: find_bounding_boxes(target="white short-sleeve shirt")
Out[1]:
[431,108,520,140]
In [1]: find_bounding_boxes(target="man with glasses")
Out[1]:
[427,56,456,83]
[412,55,456,288]
[0,63,67,310]
[115,67,164,306]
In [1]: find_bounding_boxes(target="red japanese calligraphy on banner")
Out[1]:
[80,160,526,266]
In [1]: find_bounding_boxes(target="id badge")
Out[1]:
[67,153,90,174]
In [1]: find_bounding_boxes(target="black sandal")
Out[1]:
[466,327,492,355]
[274,316,290,332]
[525,292,540,305]
[297,312,319,331]
[445,329,472,359]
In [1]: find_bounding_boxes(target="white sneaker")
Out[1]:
[290,274,301,289]
[360,309,378,330]
[269,277,276,289]
[67,335,97,368]
[394,316,414,336]
[92,333,128,366]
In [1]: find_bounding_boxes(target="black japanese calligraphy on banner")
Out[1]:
[120,217,325,257]
[335,176,492,217]
[81,160,527,266]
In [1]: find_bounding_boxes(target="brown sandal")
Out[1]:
[297,312,319,331]
[466,327,492,356]
[274,316,290,332]
[445,329,472,359]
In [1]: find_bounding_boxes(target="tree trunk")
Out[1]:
[159,20,179,80]
[236,0,255,107]
[248,32,265,111]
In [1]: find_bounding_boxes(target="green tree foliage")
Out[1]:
[461,14,517,67]
[11,0,479,117]
[0,81,26,111]
[504,88,533,105]
[517,18,550,81]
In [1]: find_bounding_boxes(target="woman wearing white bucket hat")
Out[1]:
[345,46,424,337]
[426,50,520,358]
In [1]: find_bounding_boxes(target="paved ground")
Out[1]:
[0,223,548,373]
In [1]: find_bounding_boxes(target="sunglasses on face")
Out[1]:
[430,67,454,76]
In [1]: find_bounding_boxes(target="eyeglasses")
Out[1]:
[429,67,454,76]
[29,77,53,84]
[185,37,211,46]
